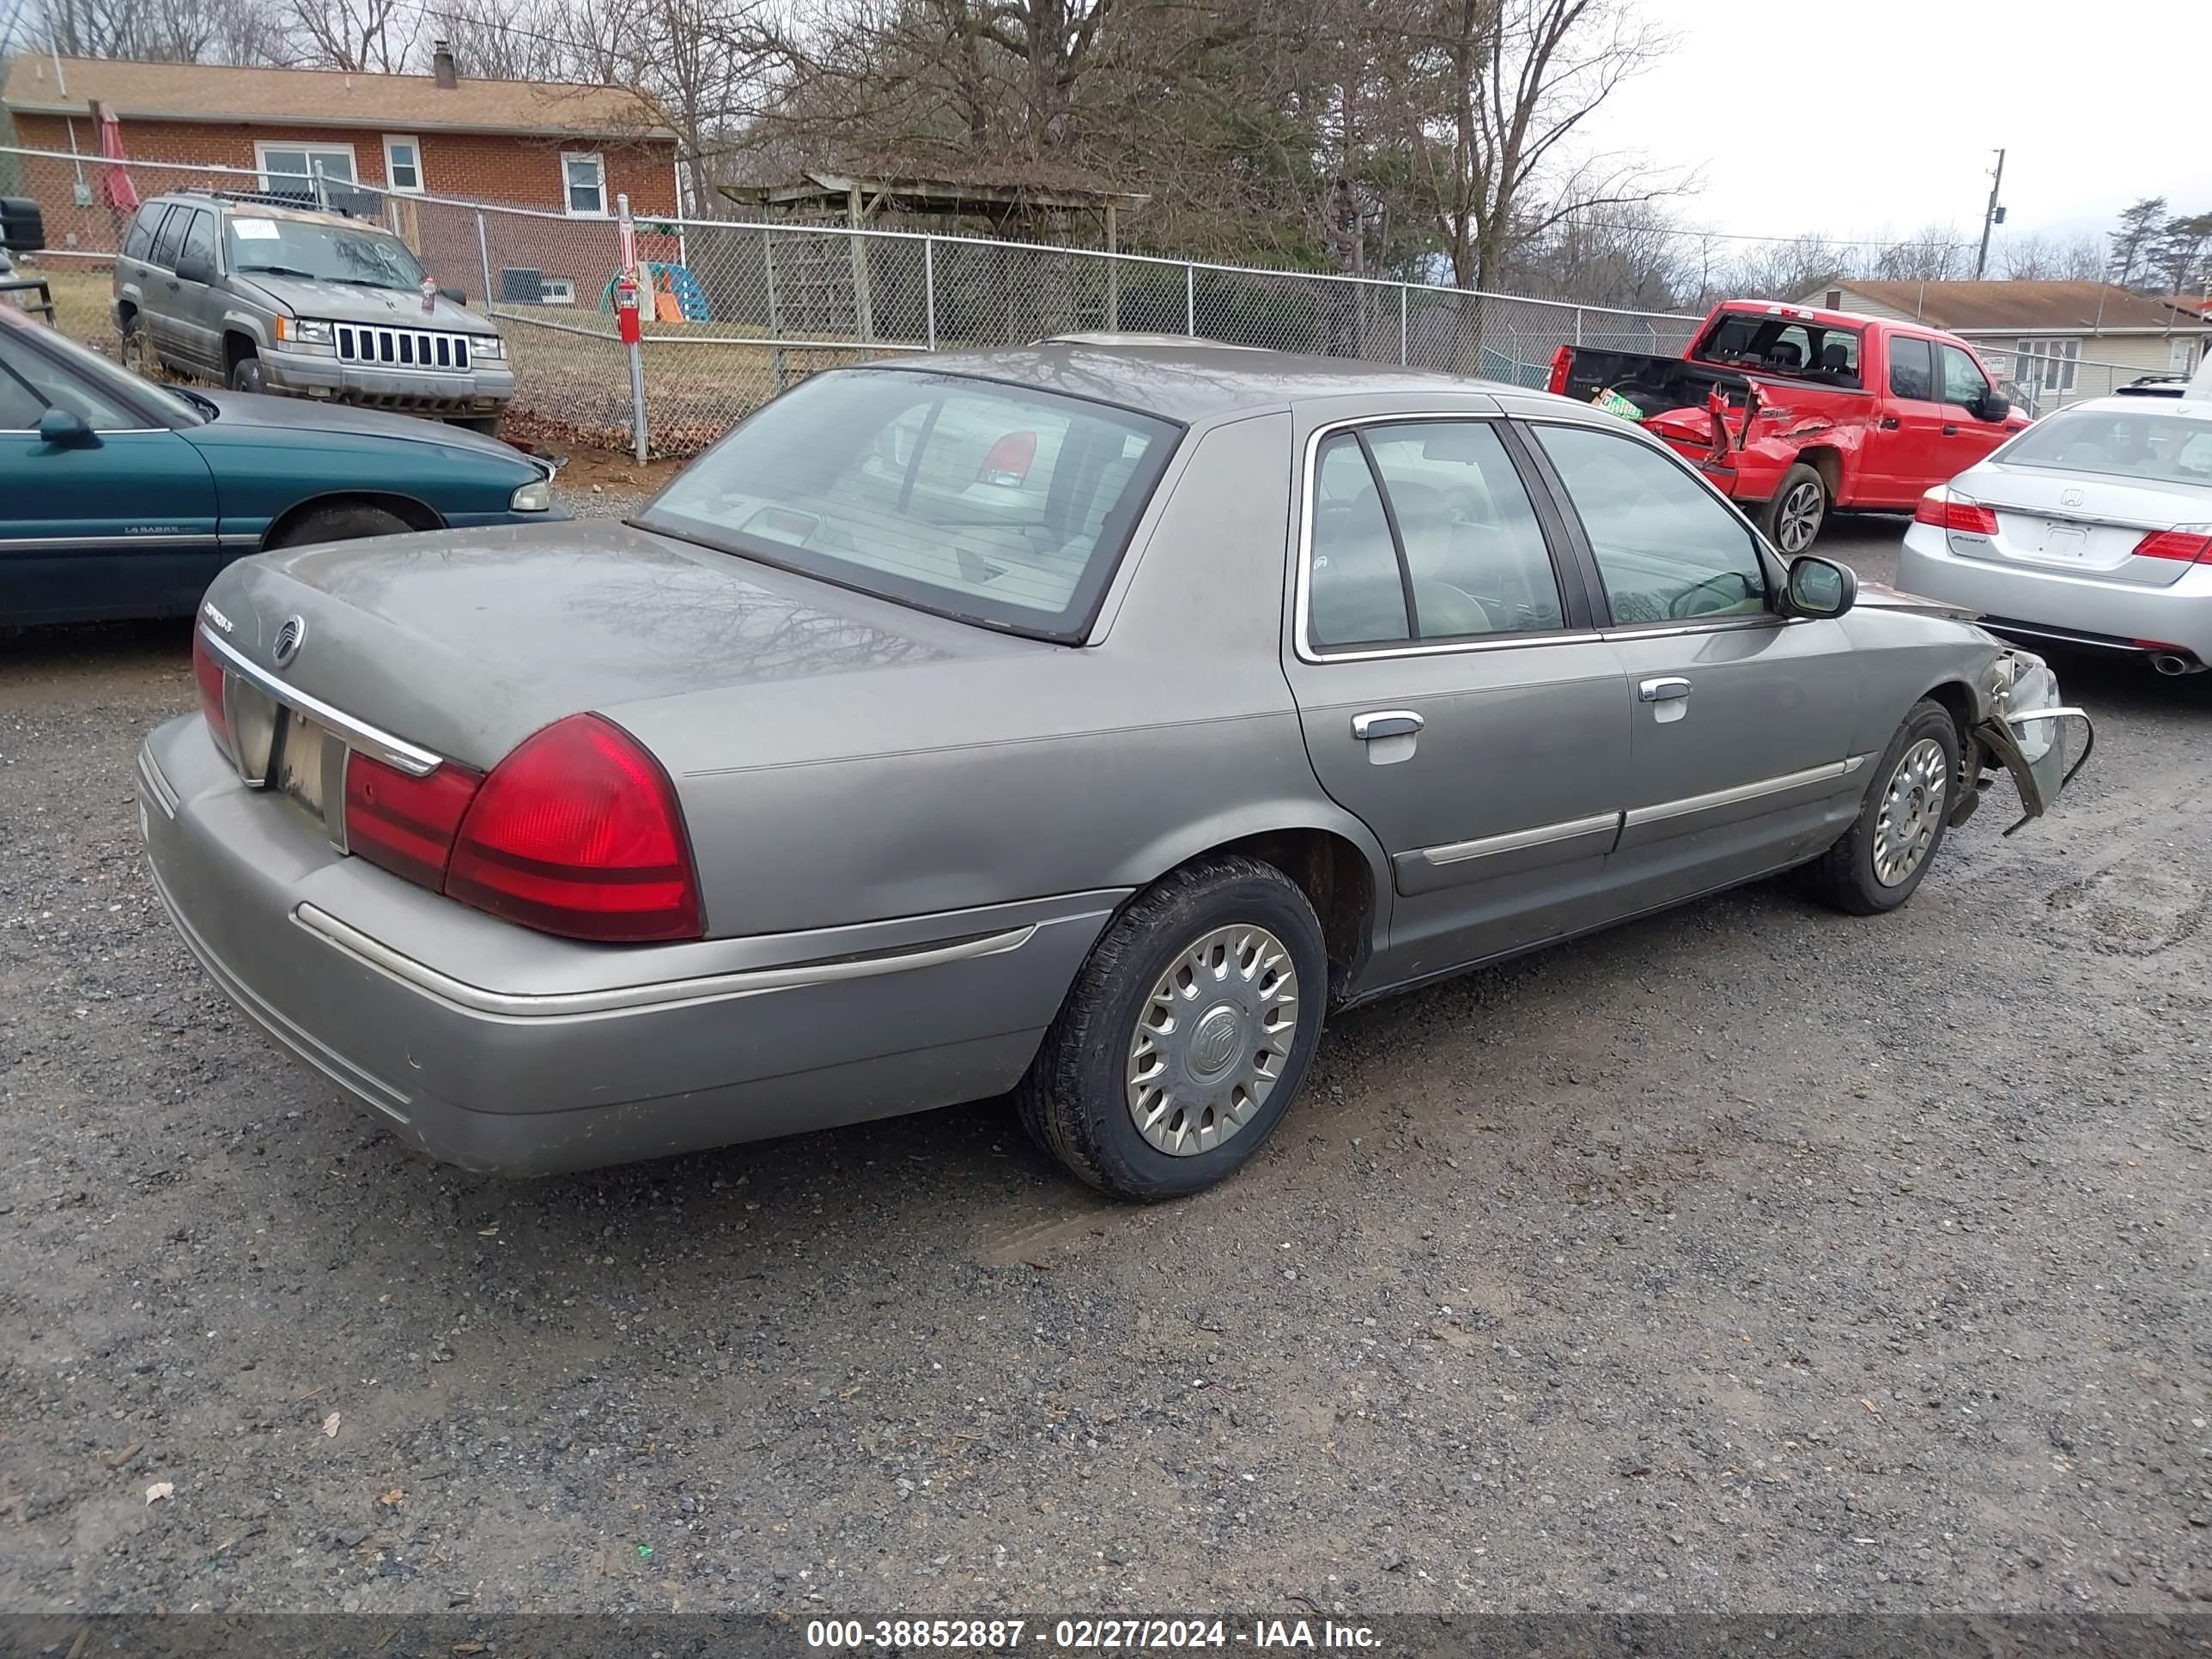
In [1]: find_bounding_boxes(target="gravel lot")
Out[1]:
[3,517,2209,1617]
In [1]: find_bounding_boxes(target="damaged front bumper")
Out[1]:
[1952,651,2094,834]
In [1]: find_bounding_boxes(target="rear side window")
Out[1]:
[122,204,162,261]
[639,369,1176,641]
[1307,420,1565,650]
[148,207,187,270]
[1532,423,1767,625]
[1889,337,1934,400]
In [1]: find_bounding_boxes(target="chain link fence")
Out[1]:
[1971,343,2202,417]
[5,143,1704,455]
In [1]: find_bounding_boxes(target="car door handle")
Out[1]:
[1351,710,1424,741]
[1638,678,1692,703]
[1879,416,1901,429]
[1942,423,1959,436]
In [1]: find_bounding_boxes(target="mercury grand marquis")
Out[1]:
[140,341,2087,1199]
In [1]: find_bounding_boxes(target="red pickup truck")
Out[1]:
[1547,301,2032,551]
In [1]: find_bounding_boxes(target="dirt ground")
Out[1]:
[2,524,2208,1618]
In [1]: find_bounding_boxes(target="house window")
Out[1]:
[562,152,606,217]
[2014,337,2079,394]
[255,142,357,204]
[382,135,423,195]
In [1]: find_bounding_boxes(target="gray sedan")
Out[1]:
[141,343,2087,1200]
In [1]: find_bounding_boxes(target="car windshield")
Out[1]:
[637,369,1180,641]
[1996,408,2212,488]
[225,215,425,290]
[11,314,204,426]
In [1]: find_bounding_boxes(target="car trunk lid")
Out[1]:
[198,520,1033,777]
[1946,465,2208,587]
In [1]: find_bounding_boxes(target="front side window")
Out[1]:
[0,327,143,429]
[1889,336,1934,401]
[639,369,1177,641]
[1940,343,1992,408]
[1533,422,1768,626]
[1307,420,1565,650]
[178,210,216,276]
[562,153,606,216]
[224,215,425,291]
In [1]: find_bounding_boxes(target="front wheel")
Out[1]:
[1763,463,1828,554]
[1016,855,1328,1200]
[228,353,268,394]
[1805,699,1963,915]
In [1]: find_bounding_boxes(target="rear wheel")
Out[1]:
[1805,698,1962,915]
[1763,463,1827,553]
[1016,855,1327,1200]
[118,313,155,379]
[265,503,415,550]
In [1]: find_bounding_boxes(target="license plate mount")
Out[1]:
[2039,523,2090,558]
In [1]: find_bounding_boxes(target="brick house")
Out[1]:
[3,48,681,271]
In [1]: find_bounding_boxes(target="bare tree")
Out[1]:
[285,0,419,69]
[1411,0,1680,296]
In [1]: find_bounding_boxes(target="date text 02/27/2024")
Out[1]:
[805,1620,1383,1650]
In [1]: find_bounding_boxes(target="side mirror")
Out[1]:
[1977,389,2011,422]
[36,407,96,447]
[1784,554,1855,618]
[175,251,215,285]
[437,285,467,306]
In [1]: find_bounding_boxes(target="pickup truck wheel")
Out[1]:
[1805,699,1962,915]
[1015,855,1327,1201]
[1764,464,1827,553]
[266,503,415,549]
[228,354,269,395]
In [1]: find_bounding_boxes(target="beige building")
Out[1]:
[1794,279,2209,410]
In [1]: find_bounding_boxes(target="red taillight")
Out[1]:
[443,714,702,943]
[344,752,483,890]
[1547,344,1571,395]
[191,629,230,749]
[977,430,1036,488]
[1914,492,1998,535]
[2133,529,2212,563]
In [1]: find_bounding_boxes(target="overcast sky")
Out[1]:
[1584,0,2212,259]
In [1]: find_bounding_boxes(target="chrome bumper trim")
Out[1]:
[1625,753,1871,830]
[137,744,180,820]
[292,903,1042,1020]
[198,624,446,779]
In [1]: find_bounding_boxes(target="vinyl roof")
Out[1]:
[2,53,673,140]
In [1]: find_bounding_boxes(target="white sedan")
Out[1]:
[1899,397,2212,676]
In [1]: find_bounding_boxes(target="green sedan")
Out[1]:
[1,303,563,627]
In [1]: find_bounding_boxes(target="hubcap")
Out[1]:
[1777,481,1824,552]
[1874,737,1948,886]
[1126,924,1300,1157]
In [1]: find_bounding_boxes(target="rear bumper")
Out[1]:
[140,715,1116,1176]
[1899,523,2212,660]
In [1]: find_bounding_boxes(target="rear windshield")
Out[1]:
[1997,408,2212,488]
[1697,312,1863,387]
[637,369,1180,640]
[225,215,425,291]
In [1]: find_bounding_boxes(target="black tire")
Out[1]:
[1763,463,1828,554]
[118,314,155,380]
[228,353,268,394]
[265,503,416,550]
[1016,854,1328,1201]
[450,414,502,436]
[1805,698,1963,915]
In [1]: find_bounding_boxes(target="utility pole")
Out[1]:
[1975,149,2007,279]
